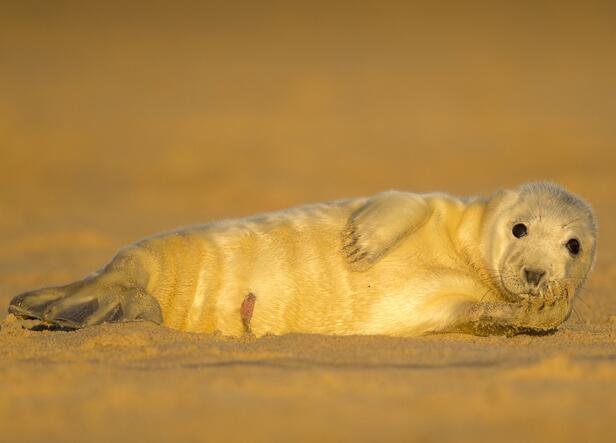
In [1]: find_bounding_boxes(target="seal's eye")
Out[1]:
[566,238,580,256]
[512,223,528,238]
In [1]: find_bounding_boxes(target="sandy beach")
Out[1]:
[1,2,615,442]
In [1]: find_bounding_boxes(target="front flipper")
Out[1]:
[342,191,430,271]
[9,279,163,330]
[452,282,574,336]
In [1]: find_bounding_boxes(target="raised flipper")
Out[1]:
[9,277,163,330]
[342,191,431,271]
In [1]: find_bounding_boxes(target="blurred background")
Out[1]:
[1,1,615,317]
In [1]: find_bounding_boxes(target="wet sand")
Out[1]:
[1,2,616,442]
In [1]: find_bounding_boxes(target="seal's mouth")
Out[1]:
[525,287,544,297]
[502,289,543,304]
[500,277,569,303]
[498,274,546,302]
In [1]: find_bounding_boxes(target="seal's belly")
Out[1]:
[140,202,383,336]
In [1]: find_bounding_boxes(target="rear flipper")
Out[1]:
[9,278,163,330]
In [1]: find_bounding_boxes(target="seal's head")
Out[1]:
[482,183,597,302]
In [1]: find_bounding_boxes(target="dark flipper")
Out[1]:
[9,278,163,330]
[9,279,85,320]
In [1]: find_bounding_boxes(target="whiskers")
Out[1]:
[570,306,583,322]
[475,267,521,302]
[560,277,596,324]
[479,287,492,302]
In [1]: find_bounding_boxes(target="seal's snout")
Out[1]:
[523,267,546,287]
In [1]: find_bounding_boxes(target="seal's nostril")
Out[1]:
[524,268,546,286]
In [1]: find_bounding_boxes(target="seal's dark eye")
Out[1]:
[512,223,528,238]
[566,238,580,256]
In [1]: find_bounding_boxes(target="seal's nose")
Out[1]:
[524,268,546,287]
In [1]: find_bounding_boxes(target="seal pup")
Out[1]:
[9,183,597,337]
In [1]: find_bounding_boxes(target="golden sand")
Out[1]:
[1,3,615,442]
